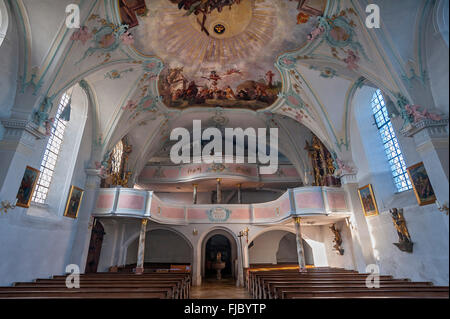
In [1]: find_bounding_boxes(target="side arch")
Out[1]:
[0,0,9,47]
[122,225,194,267]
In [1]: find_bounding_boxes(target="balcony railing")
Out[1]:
[92,186,351,225]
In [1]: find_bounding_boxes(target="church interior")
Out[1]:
[0,0,449,301]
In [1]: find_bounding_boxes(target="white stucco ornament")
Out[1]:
[207,207,231,222]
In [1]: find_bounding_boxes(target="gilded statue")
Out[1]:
[330,224,344,255]
[390,208,413,253]
[305,135,341,187]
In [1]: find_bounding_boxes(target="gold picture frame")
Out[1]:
[358,184,379,217]
[64,186,84,219]
[16,166,41,208]
[407,162,436,206]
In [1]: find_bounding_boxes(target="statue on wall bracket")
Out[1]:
[390,208,413,253]
[330,224,344,256]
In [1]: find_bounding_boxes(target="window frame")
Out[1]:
[371,90,412,193]
[32,93,70,204]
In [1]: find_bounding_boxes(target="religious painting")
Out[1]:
[158,65,282,110]
[131,0,326,111]
[358,184,378,217]
[407,162,436,206]
[16,166,40,208]
[64,186,85,219]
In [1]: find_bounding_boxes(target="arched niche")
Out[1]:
[125,228,193,266]
[248,227,325,267]
[276,232,314,266]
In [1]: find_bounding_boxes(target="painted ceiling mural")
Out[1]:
[24,0,415,172]
[131,0,326,110]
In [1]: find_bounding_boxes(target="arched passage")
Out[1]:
[200,228,239,282]
[125,228,193,267]
[85,219,105,273]
[205,235,232,278]
[248,229,316,266]
[276,232,314,266]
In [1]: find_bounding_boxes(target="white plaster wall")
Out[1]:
[426,5,449,115]
[321,222,355,270]
[0,1,18,121]
[366,203,449,285]
[0,85,93,285]
[350,85,449,285]
[0,211,76,286]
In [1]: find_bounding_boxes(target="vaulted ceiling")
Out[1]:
[3,0,447,183]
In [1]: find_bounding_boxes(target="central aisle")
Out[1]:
[191,278,251,299]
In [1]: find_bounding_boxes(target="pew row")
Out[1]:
[248,267,449,299]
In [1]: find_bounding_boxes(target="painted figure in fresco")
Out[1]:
[202,70,222,91]
[265,70,275,88]
[166,68,188,101]
[343,50,360,70]
[160,66,280,109]
[225,86,236,100]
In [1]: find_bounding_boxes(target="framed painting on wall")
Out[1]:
[16,166,40,208]
[407,162,436,206]
[358,184,379,217]
[64,186,84,219]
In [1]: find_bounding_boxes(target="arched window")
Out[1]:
[371,89,412,192]
[32,93,71,203]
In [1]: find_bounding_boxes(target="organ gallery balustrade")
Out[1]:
[92,186,351,225]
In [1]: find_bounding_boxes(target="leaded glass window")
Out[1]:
[32,93,70,203]
[371,90,412,192]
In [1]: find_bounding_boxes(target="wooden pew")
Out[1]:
[284,288,449,299]
[0,289,169,299]
[254,272,392,298]
[58,272,191,294]
[1,272,192,299]
[267,281,434,299]
[247,267,449,299]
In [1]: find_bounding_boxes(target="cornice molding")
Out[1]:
[1,118,46,140]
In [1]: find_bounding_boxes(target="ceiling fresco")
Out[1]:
[131,0,326,110]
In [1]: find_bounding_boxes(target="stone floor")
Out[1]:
[191,278,251,299]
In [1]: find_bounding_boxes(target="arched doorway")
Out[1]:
[85,219,105,273]
[205,235,232,278]
[200,229,239,283]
